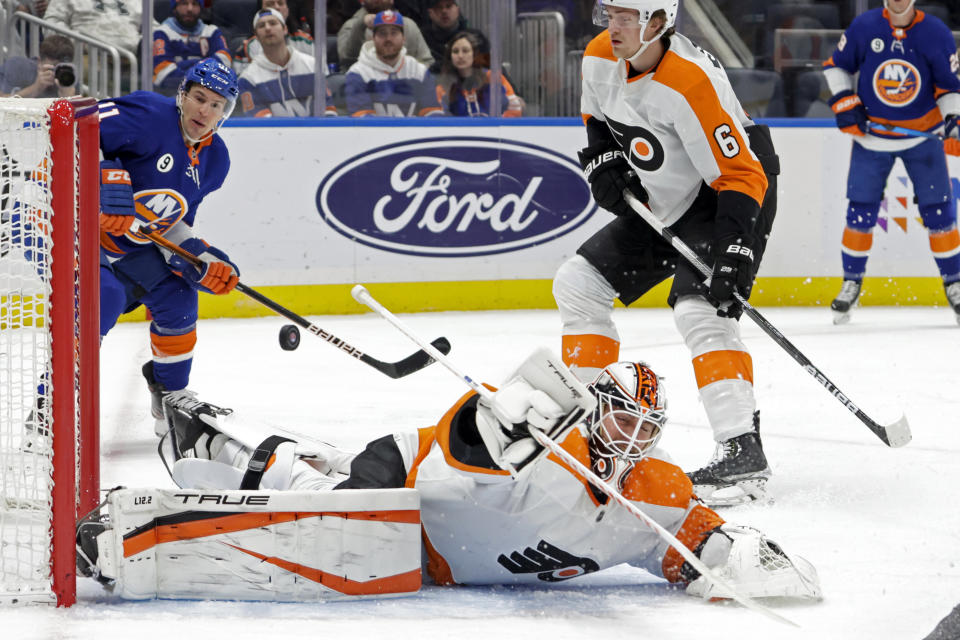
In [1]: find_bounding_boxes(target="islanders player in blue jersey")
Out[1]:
[97,58,241,423]
[824,0,960,324]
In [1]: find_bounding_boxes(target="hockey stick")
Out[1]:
[138,225,450,379]
[351,284,799,628]
[865,121,943,141]
[622,191,911,448]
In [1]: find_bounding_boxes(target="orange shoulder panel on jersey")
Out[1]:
[661,504,725,583]
[583,30,617,63]
[431,385,511,477]
[546,430,604,507]
[620,456,695,508]
[654,50,767,206]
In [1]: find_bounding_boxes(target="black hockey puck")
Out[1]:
[279,324,301,351]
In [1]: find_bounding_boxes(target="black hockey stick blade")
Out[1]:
[360,336,452,379]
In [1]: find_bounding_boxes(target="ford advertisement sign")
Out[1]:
[316,137,596,257]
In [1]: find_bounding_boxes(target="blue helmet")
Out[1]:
[177,58,239,138]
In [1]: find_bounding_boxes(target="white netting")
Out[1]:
[0,99,58,604]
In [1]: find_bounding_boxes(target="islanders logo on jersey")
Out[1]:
[125,189,189,244]
[872,59,922,107]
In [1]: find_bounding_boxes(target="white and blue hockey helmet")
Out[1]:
[176,58,239,132]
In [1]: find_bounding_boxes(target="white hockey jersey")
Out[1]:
[237,49,334,117]
[581,31,766,226]
[390,391,724,586]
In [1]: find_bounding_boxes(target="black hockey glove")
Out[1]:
[945,113,960,139]
[578,143,648,216]
[709,233,755,318]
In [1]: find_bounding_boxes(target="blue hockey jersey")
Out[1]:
[97,91,230,264]
[824,7,960,148]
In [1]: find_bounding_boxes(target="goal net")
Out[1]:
[0,97,100,606]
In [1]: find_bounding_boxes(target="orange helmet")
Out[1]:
[586,361,667,461]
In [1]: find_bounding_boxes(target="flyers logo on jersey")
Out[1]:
[605,116,665,172]
[872,59,922,107]
[126,189,189,243]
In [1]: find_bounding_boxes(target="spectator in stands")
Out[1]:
[0,34,76,98]
[153,0,231,95]
[344,10,441,116]
[237,8,336,116]
[234,0,315,70]
[337,0,432,70]
[437,31,523,117]
[420,0,484,71]
[43,0,142,53]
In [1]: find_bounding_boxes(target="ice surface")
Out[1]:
[7,306,959,640]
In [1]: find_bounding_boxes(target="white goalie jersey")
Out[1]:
[580,31,767,226]
[386,390,724,586]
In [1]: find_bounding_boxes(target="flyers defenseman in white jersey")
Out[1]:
[152,352,819,600]
[553,0,781,507]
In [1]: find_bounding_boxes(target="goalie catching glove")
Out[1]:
[475,348,596,474]
[682,524,822,600]
[167,237,240,295]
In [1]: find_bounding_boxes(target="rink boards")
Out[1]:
[124,119,952,317]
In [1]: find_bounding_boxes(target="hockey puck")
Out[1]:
[279,324,301,351]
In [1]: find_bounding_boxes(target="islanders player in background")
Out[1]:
[97,58,242,424]
[824,0,960,324]
[551,0,780,507]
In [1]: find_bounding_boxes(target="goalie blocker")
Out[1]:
[77,487,421,601]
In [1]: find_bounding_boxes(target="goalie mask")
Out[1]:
[586,361,666,464]
[592,0,678,61]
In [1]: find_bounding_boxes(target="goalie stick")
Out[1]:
[140,226,450,379]
[351,284,799,628]
[622,190,911,448]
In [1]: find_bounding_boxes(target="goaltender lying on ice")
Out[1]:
[77,349,823,604]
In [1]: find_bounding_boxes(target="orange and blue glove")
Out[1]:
[828,90,868,137]
[99,159,136,235]
[168,237,240,295]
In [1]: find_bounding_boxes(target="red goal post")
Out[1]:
[0,97,100,606]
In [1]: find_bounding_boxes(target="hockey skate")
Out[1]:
[142,361,168,427]
[830,279,862,325]
[687,412,771,507]
[161,390,233,461]
[945,281,960,326]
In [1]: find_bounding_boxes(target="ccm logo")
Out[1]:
[101,169,131,184]
[725,244,754,259]
[172,493,271,506]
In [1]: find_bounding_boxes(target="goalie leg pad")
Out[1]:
[686,525,822,601]
[84,488,422,601]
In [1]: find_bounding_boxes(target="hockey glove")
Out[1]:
[944,113,960,139]
[578,143,648,216]
[828,90,867,137]
[168,237,240,295]
[99,159,135,236]
[709,233,755,317]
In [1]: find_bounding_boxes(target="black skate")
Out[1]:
[142,361,168,423]
[161,390,233,461]
[687,412,771,507]
[830,280,862,325]
[945,281,960,326]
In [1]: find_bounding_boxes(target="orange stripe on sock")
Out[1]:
[561,334,619,370]
[842,227,873,252]
[150,330,197,357]
[662,504,725,583]
[929,228,960,253]
[692,350,754,388]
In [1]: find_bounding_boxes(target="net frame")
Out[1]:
[0,97,100,607]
